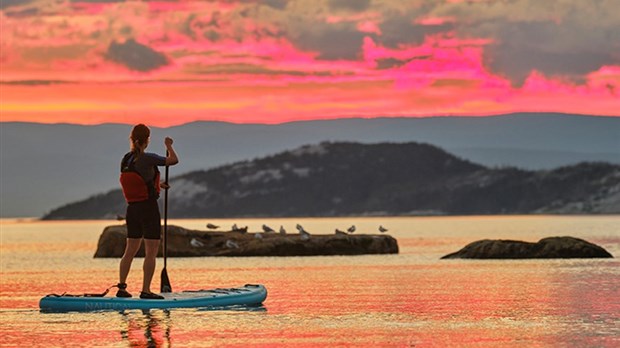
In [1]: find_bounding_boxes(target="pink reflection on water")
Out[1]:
[2,218,619,347]
[121,310,171,348]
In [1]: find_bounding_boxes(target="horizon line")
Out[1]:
[2,111,619,128]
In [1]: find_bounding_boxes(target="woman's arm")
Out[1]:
[164,137,179,166]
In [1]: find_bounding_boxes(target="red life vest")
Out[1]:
[120,152,161,203]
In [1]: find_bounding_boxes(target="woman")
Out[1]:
[117,124,179,299]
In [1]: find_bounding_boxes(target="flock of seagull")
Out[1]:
[201,222,389,249]
[206,223,388,236]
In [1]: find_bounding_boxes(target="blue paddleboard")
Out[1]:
[39,284,267,312]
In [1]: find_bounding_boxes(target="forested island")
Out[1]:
[43,142,620,219]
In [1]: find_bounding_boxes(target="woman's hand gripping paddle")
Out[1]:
[161,151,172,293]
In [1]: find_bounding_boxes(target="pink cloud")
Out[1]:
[0,0,618,125]
[69,2,108,15]
[415,16,456,26]
[357,20,381,34]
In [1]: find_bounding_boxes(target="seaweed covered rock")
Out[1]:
[441,236,613,259]
[94,224,399,258]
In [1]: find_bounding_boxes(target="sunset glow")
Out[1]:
[1,0,618,126]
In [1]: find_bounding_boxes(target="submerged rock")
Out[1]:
[94,225,399,258]
[441,236,613,259]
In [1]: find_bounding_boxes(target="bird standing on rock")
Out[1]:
[347,225,356,233]
[297,225,311,240]
[262,224,275,233]
[232,224,248,233]
[379,226,388,233]
[206,223,220,230]
[279,226,286,235]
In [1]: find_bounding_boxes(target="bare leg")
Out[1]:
[142,239,161,293]
[119,238,143,285]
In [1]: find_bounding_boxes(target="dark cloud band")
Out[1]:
[106,39,169,72]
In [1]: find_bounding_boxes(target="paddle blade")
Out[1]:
[161,268,172,293]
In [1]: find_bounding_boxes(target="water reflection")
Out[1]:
[116,306,266,347]
[1,217,618,347]
[194,304,267,312]
[120,309,171,348]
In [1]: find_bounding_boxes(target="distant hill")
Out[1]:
[2,113,619,217]
[42,141,620,219]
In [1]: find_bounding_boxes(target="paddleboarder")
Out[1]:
[117,124,179,299]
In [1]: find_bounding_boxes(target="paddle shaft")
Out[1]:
[164,161,169,267]
[161,150,172,292]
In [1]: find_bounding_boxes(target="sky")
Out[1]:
[1,0,619,126]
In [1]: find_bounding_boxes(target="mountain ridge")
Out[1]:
[2,112,619,217]
[5,111,617,128]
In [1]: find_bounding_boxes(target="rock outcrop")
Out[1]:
[94,225,399,258]
[441,236,613,259]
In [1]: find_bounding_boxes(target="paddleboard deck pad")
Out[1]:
[39,284,267,312]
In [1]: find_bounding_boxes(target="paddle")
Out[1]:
[160,152,172,293]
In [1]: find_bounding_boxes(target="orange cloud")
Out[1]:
[0,0,618,126]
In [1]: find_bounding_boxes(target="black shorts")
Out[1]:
[126,199,162,240]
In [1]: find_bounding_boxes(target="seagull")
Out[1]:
[379,226,388,233]
[190,238,205,247]
[206,223,220,230]
[262,224,275,233]
[255,233,264,240]
[297,225,311,240]
[347,225,356,234]
[232,224,248,233]
[225,239,239,249]
[335,229,347,235]
[297,225,309,235]
[279,225,286,235]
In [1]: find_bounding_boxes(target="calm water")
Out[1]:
[1,216,619,347]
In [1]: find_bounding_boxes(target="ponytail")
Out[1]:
[129,124,150,158]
